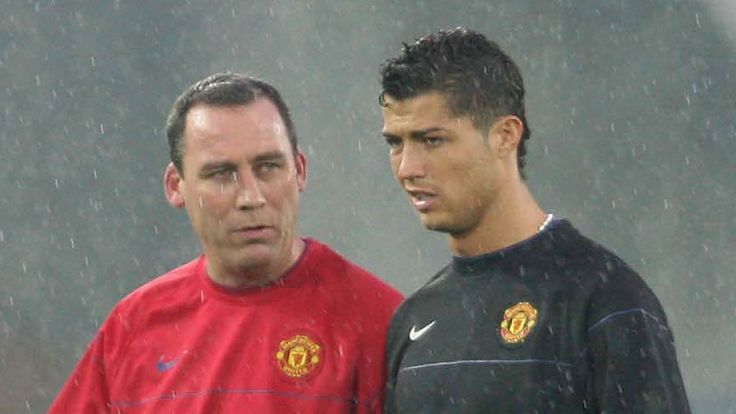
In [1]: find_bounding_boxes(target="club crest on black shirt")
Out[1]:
[498,301,538,347]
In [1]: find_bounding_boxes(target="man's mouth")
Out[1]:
[406,189,437,212]
[232,225,274,239]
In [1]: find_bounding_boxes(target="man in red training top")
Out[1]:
[49,73,403,413]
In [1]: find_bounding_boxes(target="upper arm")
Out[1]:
[587,293,690,413]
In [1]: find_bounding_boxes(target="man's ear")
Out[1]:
[294,150,307,192]
[488,115,524,158]
[163,163,186,208]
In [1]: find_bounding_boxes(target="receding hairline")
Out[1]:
[183,96,290,135]
[178,98,297,160]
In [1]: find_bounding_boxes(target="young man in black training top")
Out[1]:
[378,27,690,413]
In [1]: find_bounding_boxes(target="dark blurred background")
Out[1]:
[1,1,734,412]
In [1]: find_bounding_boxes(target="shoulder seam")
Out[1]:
[587,307,664,334]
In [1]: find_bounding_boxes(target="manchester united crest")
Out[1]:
[499,302,538,345]
[276,335,321,379]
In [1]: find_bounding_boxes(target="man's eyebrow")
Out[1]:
[410,127,447,138]
[253,151,288,163]
[382,127,448,140]
[201,160,237,172]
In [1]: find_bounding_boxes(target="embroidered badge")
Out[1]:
[276,335,321,378]
[499,302,538,345]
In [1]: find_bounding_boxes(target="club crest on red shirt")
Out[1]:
[499,302,538,345]
[275,334,321,378]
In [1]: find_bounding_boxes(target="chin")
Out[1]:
[231,244,276,265]
[420,217,453,234]
[421,213,473,236]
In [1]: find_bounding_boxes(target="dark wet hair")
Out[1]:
[380,27,531,175]
[165,73,297,172]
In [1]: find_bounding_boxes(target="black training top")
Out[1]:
[385,219,690,413]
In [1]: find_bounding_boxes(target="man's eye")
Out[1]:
[205,170,233,179]
[425,137,443,147]
[257,162,281,174]
[385,137,402,149]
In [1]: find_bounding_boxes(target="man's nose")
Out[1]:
[395,145,426,182]
[234,170,266,210]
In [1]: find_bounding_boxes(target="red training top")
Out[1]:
[49,239,404,413]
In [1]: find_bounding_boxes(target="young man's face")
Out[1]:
[165,99,306,286]
[381,91,506,237]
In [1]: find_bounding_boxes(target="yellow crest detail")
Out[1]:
[276,335,321,378]
[499,302,538,344]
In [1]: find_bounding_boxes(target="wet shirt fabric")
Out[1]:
[385,220,690,413]
[49,239,403,414]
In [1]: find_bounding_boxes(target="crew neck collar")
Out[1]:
[197,238,317,304]
[451,218,564,274]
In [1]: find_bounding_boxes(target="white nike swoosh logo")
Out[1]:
[409,320,436,341]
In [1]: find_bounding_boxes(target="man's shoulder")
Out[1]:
[115,256,203,313]
[305,238,404,306]
[554,223,668,327]
[307,239,395,283]
[545,220,642,284]
[91,255,203,347]
[388,265,449,319]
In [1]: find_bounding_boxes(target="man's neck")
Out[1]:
[449,183,546,257]
[206,238,305,289]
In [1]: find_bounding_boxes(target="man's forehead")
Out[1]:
[382,92,454,117]
[180,101,293,163]
[382,92,464,133]
[187,101,286,134]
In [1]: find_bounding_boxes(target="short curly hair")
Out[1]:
[380,27,531,175]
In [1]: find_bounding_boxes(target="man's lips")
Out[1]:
[405,188,438,212]
[231,225,275,239]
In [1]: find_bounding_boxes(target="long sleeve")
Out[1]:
[588,307,691,413]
